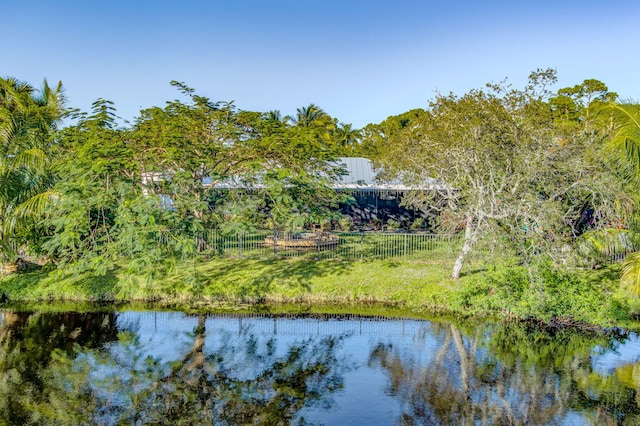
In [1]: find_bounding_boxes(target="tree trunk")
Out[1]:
[451,325,470,396]
[451,213,481,279]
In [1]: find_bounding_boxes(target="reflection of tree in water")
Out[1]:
[5,311,640,425]
[369,321,640,425]
[0,310,120,424]
[32,314,346,425]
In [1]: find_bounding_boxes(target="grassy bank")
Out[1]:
[1,258,638,328]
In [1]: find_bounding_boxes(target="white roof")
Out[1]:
[332,157,440,191]
[149,157,441,192]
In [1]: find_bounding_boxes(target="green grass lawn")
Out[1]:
[0,257,453,305]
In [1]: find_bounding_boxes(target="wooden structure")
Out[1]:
[263,232,338,249]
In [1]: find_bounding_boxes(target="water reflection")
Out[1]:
[1,309,640,425]
[0,310,120,424]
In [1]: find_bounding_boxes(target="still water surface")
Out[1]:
[1,308,640,425]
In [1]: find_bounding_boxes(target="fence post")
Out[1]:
[238,232,243,258]
[403,233,407,262]
[273,230,278,258]
[317,232,321,261]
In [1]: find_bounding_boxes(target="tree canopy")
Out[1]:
[2,71,640,296]
[366,69,633,278]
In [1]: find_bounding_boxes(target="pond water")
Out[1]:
[1,308,640,425]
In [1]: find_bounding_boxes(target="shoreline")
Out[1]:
[1,257,638,331]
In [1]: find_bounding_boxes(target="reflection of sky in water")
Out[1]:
[116,311,198,362]
[592,332,640,374]
[114,312,443,424]
[109,312,640,424]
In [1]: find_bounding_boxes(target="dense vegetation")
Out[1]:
[2,69,640,325]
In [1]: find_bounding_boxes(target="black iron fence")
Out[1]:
[197,230,462,262]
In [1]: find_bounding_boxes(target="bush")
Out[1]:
[338,216,353,232]
[453,264,529,316]
[386,219,400,232]
[451,262,628,326]
[527,265,623,324]
[410,218,425,231]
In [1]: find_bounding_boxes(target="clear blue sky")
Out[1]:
[3,0,639,128]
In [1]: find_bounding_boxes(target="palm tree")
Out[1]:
[605,102,640,177]
[332,122,362,155]
[0,77,65,268]
[600,102,640,294]
[264,109,283,123]
[290,103,333,128]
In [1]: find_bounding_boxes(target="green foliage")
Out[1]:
[604,103,640,177]
[453,261,627,325]
[0,77,65,263]
[367,70,630,279]
[386,219,400,231]
[410,217,425,231]
[594,101,640,294]
[337,216,353,231]
[3,72,638,328]
[453,264,530,315]
[621,252,640,295]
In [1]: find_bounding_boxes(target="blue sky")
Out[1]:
[3,0,640,128]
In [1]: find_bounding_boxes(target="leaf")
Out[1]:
[621,252,640,295]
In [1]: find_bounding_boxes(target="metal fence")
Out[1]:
[199,230,462,262]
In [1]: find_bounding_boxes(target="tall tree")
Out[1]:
[289,103,333,129]
[601,102,640,294]
[373,70,627,278]
[0,77,65,267]
[331,122,362,155]
[375,80,547,278]
[131,81,261,226]
[41,99,139,272]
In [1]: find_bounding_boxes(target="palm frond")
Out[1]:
[0,239,17,263]
[12,190,61,220]
[8,147,48,172]
[622,252,640,295]
[577,228,636,258]
[601,102,640,177]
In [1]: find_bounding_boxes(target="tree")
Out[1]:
[40,100,121,271]
[0,77,65,267]
[37,83,352,283]
[131,82,260,224]
[42,98,204,286]
[601,102,640,294]
[359,109,427,161]
[289,103,333,129]
[242,105,350,231]
[372,71,628,278]
[374,78,550,278]
[331,122,362,155]
[131,88,348,234]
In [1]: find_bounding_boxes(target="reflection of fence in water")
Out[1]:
[124,311,432,338]
[227,315,431,337]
